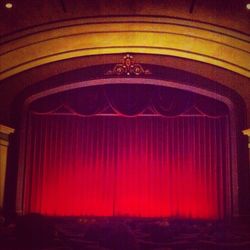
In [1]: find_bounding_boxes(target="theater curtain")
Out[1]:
[22,114,229,219]
[21,85,230,219]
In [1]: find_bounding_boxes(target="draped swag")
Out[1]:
[22,84,231,219]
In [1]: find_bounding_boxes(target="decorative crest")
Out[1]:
[105,54,151,76]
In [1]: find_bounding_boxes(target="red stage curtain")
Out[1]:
[22,113,229,219]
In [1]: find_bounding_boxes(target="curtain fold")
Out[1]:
[22,113,229,219]
[105,84,151,116]
[151,87,195,116]
[30,84,228,117]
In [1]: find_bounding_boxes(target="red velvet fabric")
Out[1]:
[23,113,229,219]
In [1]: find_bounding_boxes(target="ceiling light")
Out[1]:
[246,3,250,10]
[5,2,13,9]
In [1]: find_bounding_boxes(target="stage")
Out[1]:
[2,83,248,249]
[17,84,233,219]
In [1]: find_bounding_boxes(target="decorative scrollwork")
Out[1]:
[105,54,151,76]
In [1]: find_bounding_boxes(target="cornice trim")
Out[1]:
[242,128,250,136]
[0,124,15,135]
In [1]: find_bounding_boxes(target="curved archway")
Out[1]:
[0,17,249,80]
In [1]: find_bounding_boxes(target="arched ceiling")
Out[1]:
[0,0,249,127]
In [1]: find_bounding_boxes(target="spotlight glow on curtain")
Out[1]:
[23,114,229,219]
[21,85,231,219]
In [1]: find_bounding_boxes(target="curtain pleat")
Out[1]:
[23,114,230,219]
[31,85,228,118]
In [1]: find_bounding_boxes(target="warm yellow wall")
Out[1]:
[0,140,8,208]
[242,129,250,163]
[0,125,14,209]
[0,17,249,80]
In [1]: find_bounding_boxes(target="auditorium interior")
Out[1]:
[0,0,250,249]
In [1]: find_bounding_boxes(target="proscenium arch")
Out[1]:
[0,16,249,80]
[16,78,239,217]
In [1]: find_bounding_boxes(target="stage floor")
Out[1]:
[1,216,250,249]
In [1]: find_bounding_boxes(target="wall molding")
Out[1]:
[0,16,249,80]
